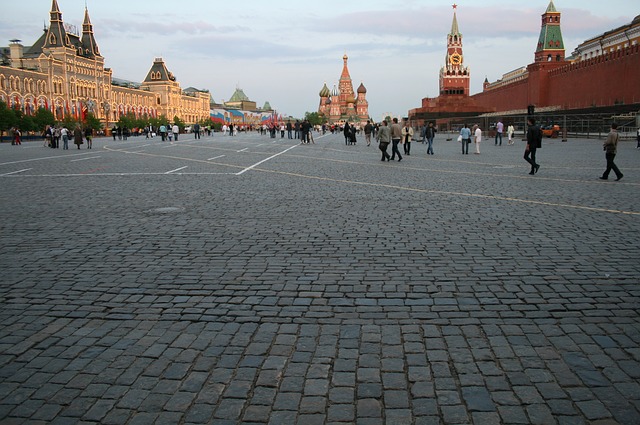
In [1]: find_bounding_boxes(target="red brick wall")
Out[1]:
[471,45,640,111]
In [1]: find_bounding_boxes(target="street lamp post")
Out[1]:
[102,102,111,136]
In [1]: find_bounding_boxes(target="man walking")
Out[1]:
[524,117,542,175]
[600,123,623,181]
[425,122,437,155]
[364,120,373,146]
[390,118,403,162]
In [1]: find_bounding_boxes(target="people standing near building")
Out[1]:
[287,121,293,139]
[84,127,93,149]
[495,120,504,146]
[402,121,414,155]
[600,123,623,181]
[53,126,61,148]
[343,123,351,145]
[460,124,471,154]
[524,117,542,175]
[193,123,201,139]
[507,124,515,145]
[280,123,285,138]
[13,127,22,145]
[73,126,83,149]
[172,124,179,141]
[376,120,391,161]
[159,124,167,141]
[364,120,373,146]
[473,124,482,154]
[61,126,69,150]
[636,127,640,149]
[390,118,403,162]
[117,126,122,140]
[425,121,437,155]
[299,119,308,144]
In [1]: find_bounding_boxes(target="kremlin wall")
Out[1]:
[409,2,640,128]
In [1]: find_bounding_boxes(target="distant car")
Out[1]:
[541,124,560,138]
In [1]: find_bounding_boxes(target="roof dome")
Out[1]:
[331,84,340,97]
[346,95,356,104]
[319,82,330,97]
[357,82,367,94]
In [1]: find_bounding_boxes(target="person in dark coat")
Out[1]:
[524,117,542,175]
[73,126,84,149]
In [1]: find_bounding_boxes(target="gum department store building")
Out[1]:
[0,0,211,129]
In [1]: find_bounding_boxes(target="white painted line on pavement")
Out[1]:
[165,166,188,174]
[71,156,101,162]
[208,155,226,161]
[237,148,248,152]
[2,168,31,175]
[236,145,297,175]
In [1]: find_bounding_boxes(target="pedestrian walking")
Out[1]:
[524,117,542,175]
[507,124,515,145]
[364,120,373,146]
[73,126,84,149]
[376,120,391,161]
[636,127,640,149]
[402,121,414,155]
[390,118,403,161]
[84,127,93,149]
[193,123,201,139]
[600,123,623,181]
[172,124,179,141]
[425,121,437,155]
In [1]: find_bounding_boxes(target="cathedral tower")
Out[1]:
[439,4,470,96]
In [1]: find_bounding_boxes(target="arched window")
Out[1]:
[49,34,56,44]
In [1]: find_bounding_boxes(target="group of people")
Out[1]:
[41,124,93,149]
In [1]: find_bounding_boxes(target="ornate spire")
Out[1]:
[44,0,68,48]
[81,7,101,58]
[340,53,351,80]
[450,4,460,36]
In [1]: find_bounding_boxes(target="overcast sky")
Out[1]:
[1,1,634,119]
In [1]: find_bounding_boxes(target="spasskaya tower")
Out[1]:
[440,4,470,96]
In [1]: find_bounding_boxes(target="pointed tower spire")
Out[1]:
[81,7,101,58]
[44,0,69,48]
[450,4,460,36]
[535,0,565,62]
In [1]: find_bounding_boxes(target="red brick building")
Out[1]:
[409,1,640,126]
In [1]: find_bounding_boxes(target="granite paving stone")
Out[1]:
[0,133,639,423]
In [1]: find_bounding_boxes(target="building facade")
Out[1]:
[409,1,640,125]
[0,0,210,130]
[318,54,369,124]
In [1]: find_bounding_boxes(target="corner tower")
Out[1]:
[439,4,470,96]
[535,0,565,62]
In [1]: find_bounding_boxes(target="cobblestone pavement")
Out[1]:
[0,130,639,424]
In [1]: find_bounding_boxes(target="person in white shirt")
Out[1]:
[473,124,482,154]
[172,124,179,141]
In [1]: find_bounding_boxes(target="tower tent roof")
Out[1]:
[546,0,557,13]
[143,58,176,82]
[228,88,250,102]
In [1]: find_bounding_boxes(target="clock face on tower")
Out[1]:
[450,53,462,65]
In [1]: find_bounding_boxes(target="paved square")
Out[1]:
[1,130,639,424]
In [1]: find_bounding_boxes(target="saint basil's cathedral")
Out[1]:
[317,54,369,125]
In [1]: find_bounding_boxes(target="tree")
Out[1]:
[33,107,55,132]
[304,111,323,126]
[84,112,102,131]
[0,101,18,140]
[172,116,185,131]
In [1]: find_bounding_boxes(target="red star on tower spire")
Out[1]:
[452,3,457,9]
